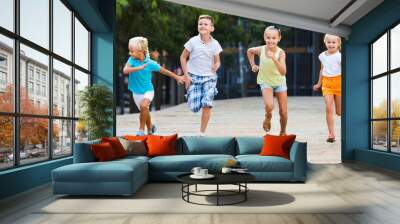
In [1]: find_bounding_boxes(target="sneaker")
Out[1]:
[136,130,145,136]
[148,124,157,135]
[199,132,206,137]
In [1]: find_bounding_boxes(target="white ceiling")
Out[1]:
[165,0,384,37]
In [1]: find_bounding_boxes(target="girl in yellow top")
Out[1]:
[247,26,288,135]
[313,34,342,143]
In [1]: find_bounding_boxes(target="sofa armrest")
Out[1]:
[289,141,307,181]
[73,140,100,163]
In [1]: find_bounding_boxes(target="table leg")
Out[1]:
[245,183,247,201]
[217,184,219,206]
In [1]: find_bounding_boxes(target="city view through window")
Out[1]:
[0,0,91,170]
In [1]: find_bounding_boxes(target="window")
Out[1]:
[28,81,34,94]
[53,0,72,60]
[0,34,13,113]
[42,85,46,97]
[0,54,7,87]
[75,17,90,70]
[0,0,91,170]
[371,23,400,154]
[0,71,6,85]
[53,59,72,117]
[0,0,14,32]
[29,67,34,80]
[20,0,49,49]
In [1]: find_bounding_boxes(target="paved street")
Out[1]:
[117,97,341,164]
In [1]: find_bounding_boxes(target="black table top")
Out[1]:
[177,172,255,185]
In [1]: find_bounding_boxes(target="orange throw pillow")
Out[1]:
[101,137,127,158]
[260,134,296,159]
[124,135,148,142]
[146,134,178,157]
[91,142,117,161]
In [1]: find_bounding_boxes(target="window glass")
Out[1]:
[391,24,400,70]
[20,117,49,165]
[372,76,387,119]
[74,18,89,70]
[0,35,14,113]
[20,44,49,115]
[0,0,14,31]
[53,59,72,117]
[0,116,14,170]
[74,69,89,118]
[372,33,387,76]
[20,0,49,49]
[53,0,72,60]
[53,119,72,158]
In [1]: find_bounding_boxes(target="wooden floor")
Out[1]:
[117,97,342,164]
[1,163,400,224]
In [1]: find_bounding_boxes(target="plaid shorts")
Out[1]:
[186,73,218,113]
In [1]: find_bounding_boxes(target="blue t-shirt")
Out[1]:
[126,57,161,94]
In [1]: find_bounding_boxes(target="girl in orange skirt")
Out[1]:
[313,34,342,143]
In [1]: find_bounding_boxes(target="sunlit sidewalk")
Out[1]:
[117,97,341,164]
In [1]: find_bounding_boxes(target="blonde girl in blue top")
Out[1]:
[247,26,288,135]
[123,37,185,136]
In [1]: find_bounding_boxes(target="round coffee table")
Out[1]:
[177,173,255,206]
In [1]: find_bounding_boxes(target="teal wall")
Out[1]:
[0,0,115,200]
[344,0,400,171]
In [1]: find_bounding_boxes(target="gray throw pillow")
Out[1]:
[118,137,147,156]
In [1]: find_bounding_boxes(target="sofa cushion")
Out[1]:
[91,142,118,161]
[149,154,235,172]
[101,137,127,158]
[124,135,148,141]
[260,134,296,159]
[118,138,147,156]
[178,136,236,155]
[236,155,293,172]
[235,137,263,155]
[52,159,147,183]
[147,134,177,157]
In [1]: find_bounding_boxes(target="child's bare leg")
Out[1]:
[334,95,341,116]
[276,91,288,135]
[139,99,151,131]
[261,88,274,132]
[200,107,211,133]
[324,95,335,138]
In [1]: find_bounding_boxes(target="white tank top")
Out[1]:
[319,51,341,77]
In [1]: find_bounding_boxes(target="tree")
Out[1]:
[0,84,59,150]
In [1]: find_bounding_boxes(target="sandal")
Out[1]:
[326,137,336,143]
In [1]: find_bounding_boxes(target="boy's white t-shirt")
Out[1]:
[184,35,223,76]
[319,51,341,77]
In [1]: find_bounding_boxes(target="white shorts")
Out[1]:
[132,91,154,111]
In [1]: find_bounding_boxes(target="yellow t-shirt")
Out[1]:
[257,46,285,86]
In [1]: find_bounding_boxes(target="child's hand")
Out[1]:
[138,63,148,70]
[211,64,218,73]
[313,83,321,91]
[176,75,185,85]
[184,75,192,89]
[251,65,259,73]
[266,51,274,58]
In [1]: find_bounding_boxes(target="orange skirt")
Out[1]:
[322,75,341,96]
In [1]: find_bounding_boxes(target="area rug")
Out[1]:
[37,183,361,214]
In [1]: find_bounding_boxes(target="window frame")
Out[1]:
[0,0,92,171]
[370,20,400,154]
